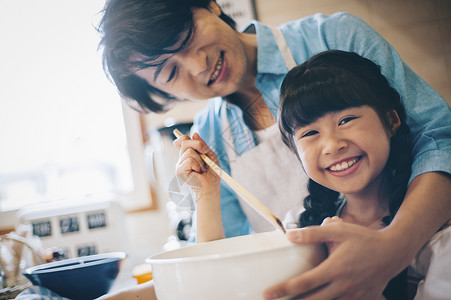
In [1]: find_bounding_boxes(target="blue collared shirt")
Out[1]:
[194,12,451,239]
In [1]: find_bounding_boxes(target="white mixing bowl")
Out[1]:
[146,231,326,300]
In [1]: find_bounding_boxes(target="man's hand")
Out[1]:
[264,222,403,300]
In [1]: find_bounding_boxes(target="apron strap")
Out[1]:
[220,103,238,162]
[271,27,297,70]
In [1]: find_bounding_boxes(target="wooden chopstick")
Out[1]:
[173,129,286,233]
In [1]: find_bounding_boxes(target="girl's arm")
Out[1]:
[264,172,451,299]
[174,133,224,242]
[194,100,252,239]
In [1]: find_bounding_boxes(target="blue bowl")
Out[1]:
[23,252,126,300]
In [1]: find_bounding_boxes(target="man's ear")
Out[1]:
[386,110,401,136]
[208,1,222,17]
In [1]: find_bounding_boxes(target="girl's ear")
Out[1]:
[386,110,401,136]
[208,1,222,17]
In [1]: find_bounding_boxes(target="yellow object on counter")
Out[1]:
[132,263,153,284]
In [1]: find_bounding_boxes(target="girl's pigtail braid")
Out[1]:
[299,179,341,227]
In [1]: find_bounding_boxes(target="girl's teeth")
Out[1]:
[329,158,357,171]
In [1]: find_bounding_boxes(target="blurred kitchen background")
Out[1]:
[1,0,450,293]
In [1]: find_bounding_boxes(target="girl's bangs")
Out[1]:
[282,68,371,135]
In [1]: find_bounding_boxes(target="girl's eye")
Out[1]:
[301,130,318,138]
[338,116,358,126]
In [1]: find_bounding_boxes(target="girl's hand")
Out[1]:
[174,132,220,200]
[174,132,224,242]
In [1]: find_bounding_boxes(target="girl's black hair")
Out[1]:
[279,50,412,228]
[97,0,236,113]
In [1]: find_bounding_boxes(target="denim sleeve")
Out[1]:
[324,13,451,181]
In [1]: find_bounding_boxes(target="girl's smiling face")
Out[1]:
[294,105,395,197]
[134,3,254,101]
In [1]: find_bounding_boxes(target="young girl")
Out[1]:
[175,50,410,298]
[277,50,451,300]
[279,50,411,230]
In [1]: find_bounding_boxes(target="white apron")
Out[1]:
[222,28,309,233]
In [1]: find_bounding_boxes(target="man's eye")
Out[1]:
[338,116,357,126]
[301,130,318,138]
[167,66,177,82]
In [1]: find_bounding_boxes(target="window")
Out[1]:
[0,1,140,211]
